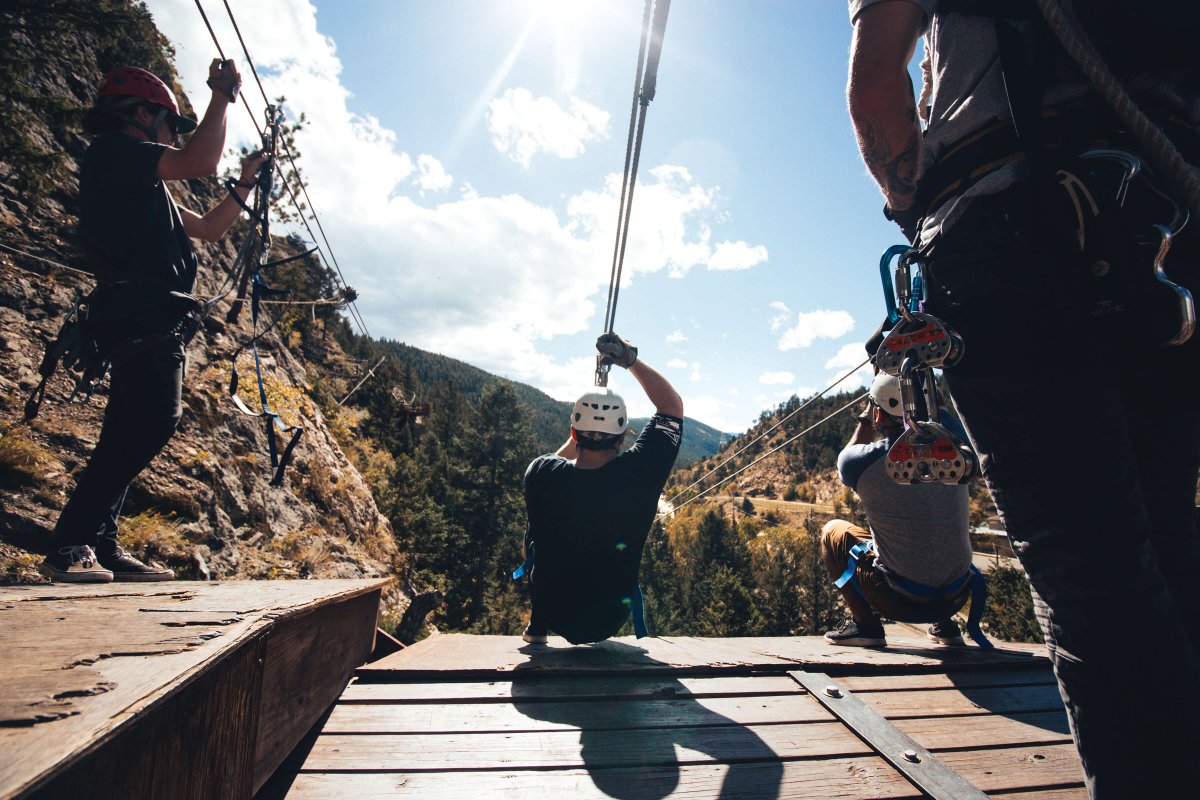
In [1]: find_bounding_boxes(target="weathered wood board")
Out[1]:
[264,632,1083,799]
[0,579,387,800]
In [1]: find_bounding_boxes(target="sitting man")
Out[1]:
[519,332,683,644]
[821,372,984,648]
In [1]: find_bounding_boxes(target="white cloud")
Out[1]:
[689,362,702,382]
[666,329,688,344]
[776,309,855,351]
[413,154,453,193]
[487,87,609,168]
[145,0,767,409]
[758,371,795,385]
[708,240,768,271]
[666,358,688,369]
[683,395,747,434]
[769,300,790,332]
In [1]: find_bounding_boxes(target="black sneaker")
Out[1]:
[96,546,174,582]
[928,619,966,646]
[824,617,886,648]
[521,624,548,644]
[39,545,114,583]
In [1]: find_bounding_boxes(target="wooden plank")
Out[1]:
[937,744,1086,793]
[857,684,1067,719]
[339,674,804,704]
[321,692,833,733]
[0,580,387,800]
[276,758,925,799]
[837,667,1056,693]
[791,671,987,800]
[896,712,1072,750]
[296,722,874,771]
[361,633,1049,679]
[22,635,267,800]
[254,588,383,792]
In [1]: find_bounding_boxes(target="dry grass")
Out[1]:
[119,510,189,563]
[0,544,45,585]
[0,428,63,486]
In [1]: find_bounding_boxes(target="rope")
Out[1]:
[1034,0,1200,224]
[600,0,671,336]
[664,356,870,506]
[193,0,370,339]
[0,241,92,279]
[660,392,869,521]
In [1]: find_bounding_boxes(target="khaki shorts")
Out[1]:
[821,520,969,623]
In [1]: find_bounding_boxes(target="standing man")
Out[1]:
[520,333,683,644]
[822,373,977,649]
[40,60,266,583]
[846,2,1199,795]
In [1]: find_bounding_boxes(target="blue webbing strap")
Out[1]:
[834,538,993,648]
[835,539,875,603]
[630,585,649,639]
[512,543,534,581]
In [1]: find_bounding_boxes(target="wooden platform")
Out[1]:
[264,632,1085,799]
[0,579,388,800]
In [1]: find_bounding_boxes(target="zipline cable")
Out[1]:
[598,0,671,379]
[664,356,870,506]
[217,0,371,339]
[193,0,369,338]
[658,392,869,522]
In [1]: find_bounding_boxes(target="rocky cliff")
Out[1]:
[0,3,410,621]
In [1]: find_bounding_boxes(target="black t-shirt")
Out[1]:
[524,413,682,642]
[78,133,198,292]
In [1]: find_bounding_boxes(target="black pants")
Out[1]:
[922,181,1200,799]
[51,344,184,549]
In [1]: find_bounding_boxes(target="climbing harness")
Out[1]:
[224,105,303,486]
[834,538,993,648]
[24,293,108,421]
[511,543,650,639]
[875,248,977,486]
[596,0,671,388]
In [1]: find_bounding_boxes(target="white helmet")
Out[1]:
[571,388,628,435]
[869,373,904,419]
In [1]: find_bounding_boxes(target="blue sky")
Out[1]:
[147,0,913,433]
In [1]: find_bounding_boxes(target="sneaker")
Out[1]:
[928,619,966,646]
[824,617,886,648]
[521,624,548,644]
[96,546,174,582]
[39,546,114,583]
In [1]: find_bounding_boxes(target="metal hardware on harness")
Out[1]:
[886,419,976,485]
[595,356,610,388]
[885,355,977,486]
[1073,147,1195,347]
[876,313,965,376]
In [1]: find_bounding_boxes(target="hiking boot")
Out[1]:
[928,619,966,646]
[521,624,548,644]
[39,545,113,583]
[96,546,174,582]
[824,617,886,648]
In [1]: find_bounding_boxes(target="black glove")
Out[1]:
[596,332,638,368]
[883,203,922,245]
[206,59,241,103]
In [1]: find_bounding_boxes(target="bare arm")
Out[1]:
[179,150,267,241]
[629,359,683,418]
[847,2,926,213]
[159,59,240,181]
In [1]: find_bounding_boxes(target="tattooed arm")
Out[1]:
[847,2,926,214]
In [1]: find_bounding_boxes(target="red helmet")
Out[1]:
[95,67,197,133]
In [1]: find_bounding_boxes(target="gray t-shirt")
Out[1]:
[848,0,1198,239]
[838,433,971,591]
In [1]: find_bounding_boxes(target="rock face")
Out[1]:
[0,3,407,608]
